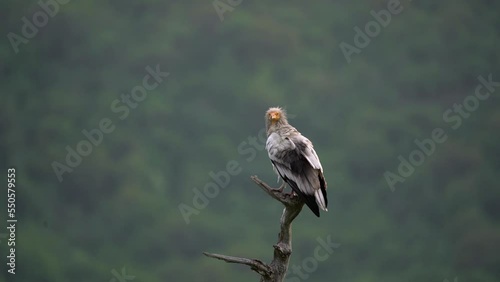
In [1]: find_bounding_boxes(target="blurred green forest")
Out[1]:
[1,1,500,281]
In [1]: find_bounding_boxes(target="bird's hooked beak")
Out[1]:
[270,112,280,121]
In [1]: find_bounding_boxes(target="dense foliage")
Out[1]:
[1,1,499,281]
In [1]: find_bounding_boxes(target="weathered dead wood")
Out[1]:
[203,175,304,282]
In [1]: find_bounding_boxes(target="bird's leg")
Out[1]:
[277,181,286,193]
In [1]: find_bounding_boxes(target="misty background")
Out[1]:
[1,1,500,282]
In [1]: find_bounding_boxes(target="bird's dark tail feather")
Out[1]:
[285,178,320,217]
[319,172,328,208]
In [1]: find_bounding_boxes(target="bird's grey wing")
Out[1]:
[290,134,328,210]
[292,135,323,172]
[266,133,316,195]
[267,134,322,216]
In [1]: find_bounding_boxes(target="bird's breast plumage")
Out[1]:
[266,133,295,158]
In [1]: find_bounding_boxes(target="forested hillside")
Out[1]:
[1,1,499,282]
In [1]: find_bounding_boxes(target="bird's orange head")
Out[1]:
[266,107,285,123]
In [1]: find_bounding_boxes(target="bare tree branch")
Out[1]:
[203,175,304,282]
[202,252,271,277]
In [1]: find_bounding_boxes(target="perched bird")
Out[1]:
[265,107,328,217]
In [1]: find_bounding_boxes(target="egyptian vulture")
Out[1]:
[265,107,328,217]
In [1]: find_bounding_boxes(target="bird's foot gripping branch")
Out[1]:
[203,176,304,282]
